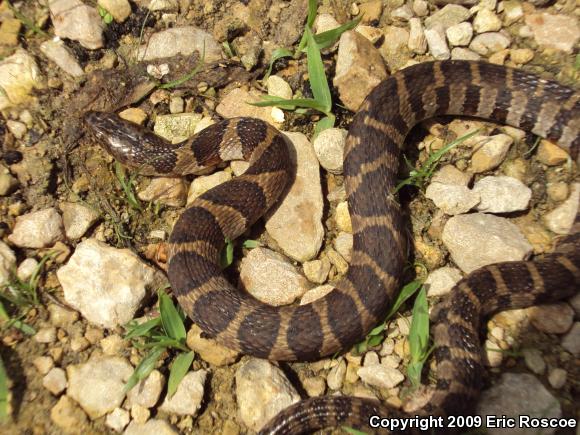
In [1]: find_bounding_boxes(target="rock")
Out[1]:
[126,370,165,408]
[70,336,90,352]
[153,113,202,143]
[355,25,383,44]
[525,13,579,54]
[469,32,511,56]
[300,284,334,305]
[186,324,239,366]
[312,128,347,174]
[0,171,18,196]
[477,373,561,435]
[106,407,130,432]
[425,183,479,215]
[473,9,502,33]
[0,241,16,286]
[472,176,531,213]
[528,303,574,334]
[159,370,206,416]
[485,339,503,367]
[138,26,223,62]
[334,30,387,111]
[335,201,352,233]
[425,4,471,30]
[537,140,569,166]
[187,170,231,204]
[547,368,567,389]
[425,27,450,60]
[130,404,150,424]
[67,356,132,419]
[57,239,162,328]
[50,396,88,433]
[358,0,383,25]
[8,208,64,248]
[570,293,580,316]
[148,0,178,11]
[0,18,21,47]
[124,419,178,435]
[503,1,523,26]
[446,22,473,46]
[314,13,341,34]
[6,120,26,139]
[60,202,100,240]
[49,0,104,49]
[119,108,148,125]
[509,48,533,65]
[240,247,311,306]
[334,232,353,262]
[543,183,579,235]
[442,213,532,273]
[357,364,404,390]
[470,134,513,172]
[97,0,131,22]
[412,0,429,16]
[380,26,410,70]
[168,96,184,114]
[40,39,84,77]
[303,258,331,284]
[216,88,282,127]
[327,248,349,275]
[33,356,55,375]
[327,358,346,390]
[561,323,580,356]
[451,47,481,60]
[425,267,463,297]
[138,177,188,207]
[43,368,67,395]
[302,376,326,397]
[48,303,79,327]
[522,348,545,375]
[0,50,43,110]
[265,132,324,262]
[235,359,300,432]
[392,4,413,22]
[35,327,57,344]
[266,75,292,100]
[100,334,126,356]
[408,18,427,54]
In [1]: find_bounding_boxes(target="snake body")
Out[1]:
[85,61,580,434]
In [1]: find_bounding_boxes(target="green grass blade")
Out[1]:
[8,319,35,335]
[313,114,335,138]
[124,317,161,340]
[343,428,368,435]
[0,355,8,421]
[167,351,194,399]
[250,96,328,112]
[263,48,293,81]
[385,280,423,320]
[305,27,332,114]
[407,287,429,387]
[158,42,206,89]
[242,239,260,249]
[220,238,234,269]
[159,291,186,341]
[124,346,165,392]
[310,16,362,51]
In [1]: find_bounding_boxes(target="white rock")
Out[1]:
[159,370,206,416]
[66,356,133,419]
[312,128,347,174]
[8,208,64,248]
[16,258,38,282]
[40,38,84,77]
[469,32,511,56]
[33,356,55,375]
[126,370,165,409]
[265,132,324,262]
[522,348,545,375]
[503,1,523,26]
[49,0,104,49]
[425,28,450,60]
[357,364,404,389]
[57,239,162,328]
[335,201,352,233]
[544,183,579,235]
[451,47,481,60]
[0,171,18,196]
[442,213,532,273]
[425,267,463,297]
[0,50,43,110]
[446,22,473,46]
[187,170,231,204]
[547,368,567,389]
[561,322,580,357]
[50,395,88,431]
[34,326,57,343]
[334,232,353,262]
[98,0,131,22]
[303,258,330,284]
[235,359,300,432]
[473,176,531,213]
[425,4,471,30]
[60,202,100,240]
[485,339,503,367]
[327,359,346,390]
[48,303,79,327]
[392,5,413,21]
[408,18,427,54]
[478,373,561,435]
[124,419,178,435]
[43,368,67,395]
[216,88,283,127]
[153,112,201,143]
[0,241,16,286]
[525,13,579,54]
[300,284,335,305]
[266,75,292,100]
[240,247,311,306]
[314,13,340,34]
[7,120,27,139]
[473,9,502,33]
[334,30,388,111]
[138,26,223,62]
[138,177,188,207]
[355,25,384,44]
[186,324,238,366]
[105,407,130,432]
[470,134,514,173]
[425,183,479,215]
[412,0,428,17]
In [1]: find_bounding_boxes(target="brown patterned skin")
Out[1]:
[85,60,580,434]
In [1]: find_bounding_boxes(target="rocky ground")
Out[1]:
[0,0,579,434]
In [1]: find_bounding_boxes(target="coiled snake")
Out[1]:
[85,61,580,434]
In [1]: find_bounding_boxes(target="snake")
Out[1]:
[85,60,580,434]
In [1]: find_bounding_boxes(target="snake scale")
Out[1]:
[85,60,580,434]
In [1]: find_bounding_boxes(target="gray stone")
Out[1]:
[124,419,178,435]
[313,128,347,174]
[265,132,324,262]
[529,303,574,334]
[470,134,514,173]
[442,213,532,273]
[50,396,88,433]
[561,323,580,356]
[186,324,239,366]
[126,370,165,409]
[0,241,16,286]
[425,4,471,30]
[153,113,202,143]
[446,22,473,46]
[49,0,104,49]
[408,18,427,54]
[469,32,511,55]
[473,9,502,33]
[327,358,346,390]
[159,370,206,416]
[525,13,579,54]
[43,368,67,395]
[357,364,404,389]
[425,183,479,215]
[97,0,131,22]
[138,177,188,207]
[40,39,84,77]
[138,26,223,62]
[235,359,300,432]
[334,232,353,262]
[547,368,567,389]
[425,267,463,297]
[522,348,545,375]
[187,170,231,204]
[0,50,43,110]
[60,202,100,240]
[300,284,334,305]
[473,176,531,213]
[544,183,579,235]
[8,208,64,248]
[425,28,450,60]
[451,47,481,60]
[105,407,130,432]
[266,75,293,100]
